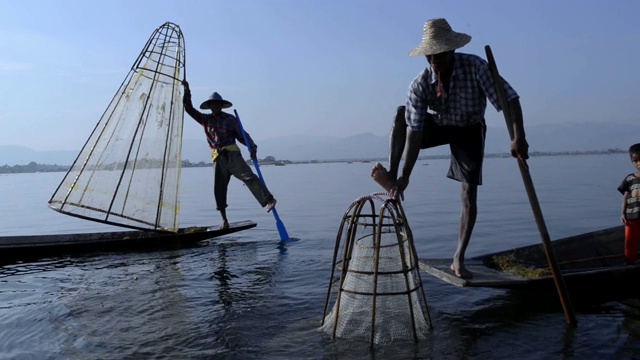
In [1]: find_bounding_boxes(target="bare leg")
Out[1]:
[219,208,229,230]
[214,159,231,230]
[388,106,407,180]
[371,106,407,191]
[451,182,477,279]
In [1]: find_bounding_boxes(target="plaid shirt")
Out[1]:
[405,53,519,130]
[183,95,255,151]
[618,174,640,220]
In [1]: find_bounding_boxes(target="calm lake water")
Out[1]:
[1,154,639,359]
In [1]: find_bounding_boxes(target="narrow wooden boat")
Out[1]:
[0,220,256,263]
[419,226,633,290]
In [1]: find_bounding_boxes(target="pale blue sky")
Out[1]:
[1,0,638,151]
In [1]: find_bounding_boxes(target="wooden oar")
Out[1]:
[484,45,577,327]
[234,109,291,242]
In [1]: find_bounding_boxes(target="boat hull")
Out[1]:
[0,220,256,264]
[419,226,635,290]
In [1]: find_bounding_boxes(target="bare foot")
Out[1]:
[450,264,472,279]
[371,163,394,192]
[219,220,229,230]
[266,199,277,213]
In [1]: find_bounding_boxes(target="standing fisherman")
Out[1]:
[182,80,277,229]
[372,18,529,278]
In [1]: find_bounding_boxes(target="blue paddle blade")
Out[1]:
[272,208,290,241]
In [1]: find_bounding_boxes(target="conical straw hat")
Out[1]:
[409,18,471,57]
[200,92,233,109]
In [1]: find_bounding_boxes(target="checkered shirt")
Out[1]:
[405,52,519,130]
[183,95,255,150]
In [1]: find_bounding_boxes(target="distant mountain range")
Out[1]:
[1,122,638,166]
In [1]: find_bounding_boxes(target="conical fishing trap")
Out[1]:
[49,22,186,232]
[320,192,432,347]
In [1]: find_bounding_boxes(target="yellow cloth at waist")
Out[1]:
[211,144,240,162]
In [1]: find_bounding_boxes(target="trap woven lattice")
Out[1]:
[48,22,186,232]
[320,192,432,346]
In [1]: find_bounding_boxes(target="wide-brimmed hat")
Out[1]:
[200,92,233,109]
[409,18,471,57]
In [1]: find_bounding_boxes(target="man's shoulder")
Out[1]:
[410,67,431,87]
[220,111,236,119]
[455,52,487,65]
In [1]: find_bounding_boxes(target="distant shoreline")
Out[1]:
[0,149,627,174]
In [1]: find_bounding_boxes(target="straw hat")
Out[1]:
[409,18,471,57]
[200,92,233,109]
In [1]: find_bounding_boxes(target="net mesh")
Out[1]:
[48,22,186,232]
[320,193,432,346]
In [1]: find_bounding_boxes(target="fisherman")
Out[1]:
[371,18,529,278]
[182,80,277,230]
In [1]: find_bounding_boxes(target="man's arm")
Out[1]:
[181,80,205,124]
[476,56,528,160]
[622,191,630,225]
[394,128,422,197]
[244,131,258,160]
[233,118,258,159]
[507,98,528,161]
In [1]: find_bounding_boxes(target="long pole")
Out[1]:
[485,45,577,327]
[234,109,290,242]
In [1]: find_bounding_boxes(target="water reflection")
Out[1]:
[51,251,190,357]
[426,286,640,359]
[193,239,289,356]
[212,243,235,308]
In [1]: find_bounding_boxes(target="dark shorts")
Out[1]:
[420,114,486,185]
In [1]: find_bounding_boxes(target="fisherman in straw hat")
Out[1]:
[182,80,277,230]
[371,18,529,278]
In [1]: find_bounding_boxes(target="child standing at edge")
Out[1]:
[618,143,640,264]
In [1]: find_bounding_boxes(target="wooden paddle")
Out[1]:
[234,110,291,243]
[484,45,577,327]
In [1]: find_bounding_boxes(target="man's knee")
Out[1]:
[394,106,406,129]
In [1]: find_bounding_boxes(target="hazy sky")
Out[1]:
[1,0,638,151]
